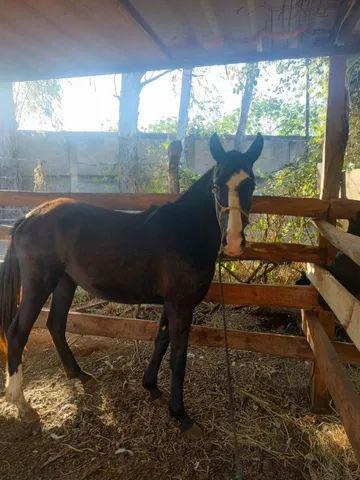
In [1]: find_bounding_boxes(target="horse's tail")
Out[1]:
[0,223,22,366]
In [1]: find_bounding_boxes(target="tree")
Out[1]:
[117,70,172,192]
[13,80,62,129]
[0,82,16,132]
[345,56,360,169]
[0,79,62,163]
[177,69,192,141]
[118,72,144,137]
[0,82,17,160]
[273,57,328,137]
[234,63,259,151]
[118,70,172,137]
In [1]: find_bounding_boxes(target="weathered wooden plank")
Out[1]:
[206,283,320,309]
[302,309,335,413]
[235,242,325,263]
[34,309,360,364]
[0,190,330,217]
[0,190,176,211]
[1,191,358,221]
[329,198,360,221]
[251,196,329,217]
[306,263,360,352]
[335,0,360,46]
[313,219,360,266]
[320,55,348,201]
[302,310,360,464]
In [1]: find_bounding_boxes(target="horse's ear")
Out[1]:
[210,133,226,164]
[245,133,263,164]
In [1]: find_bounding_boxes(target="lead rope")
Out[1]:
[218,260,244,480]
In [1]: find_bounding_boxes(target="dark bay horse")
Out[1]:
[0,133,263,433]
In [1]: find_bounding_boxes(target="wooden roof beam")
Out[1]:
[247,0,263,52]
[198,0,224,48]
[335,0,360,46]
[118,0,172,59]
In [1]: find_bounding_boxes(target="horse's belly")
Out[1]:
[66,257,162,305]
[83,282,163,305]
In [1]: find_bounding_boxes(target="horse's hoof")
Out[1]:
[182,422,203,441]
[77,371,97,385]
[20,407,40,424]
[150,393,168,407]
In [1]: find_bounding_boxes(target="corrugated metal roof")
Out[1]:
[0,0,359,81]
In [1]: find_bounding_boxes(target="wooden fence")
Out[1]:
[1,175,360,463]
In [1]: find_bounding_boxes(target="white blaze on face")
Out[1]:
[224,170,249,256]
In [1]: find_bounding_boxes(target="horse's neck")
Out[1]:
[173,168,221,253]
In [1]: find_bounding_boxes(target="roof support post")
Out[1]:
[320,55,348,201]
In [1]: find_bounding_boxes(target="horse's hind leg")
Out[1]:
[167,302,195,433]
[47,274,92,383]
[6,275,56,422]
[143,310,169,401]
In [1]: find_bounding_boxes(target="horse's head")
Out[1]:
[210,132,263,256]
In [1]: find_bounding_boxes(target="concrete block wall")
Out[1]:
[5,131,309,193]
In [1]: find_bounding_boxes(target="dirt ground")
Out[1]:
[0,304,359,480]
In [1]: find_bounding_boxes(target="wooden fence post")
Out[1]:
[309,55,347,410]
[320,55,348,202]
[302,309,335,413]
[168,140,182,194]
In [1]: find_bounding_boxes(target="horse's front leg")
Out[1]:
[167,302,195,433]
[143,311,169,401]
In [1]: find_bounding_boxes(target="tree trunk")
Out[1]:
[118,72,144,192]
[118,72,143,137]
[177,69,192,141]
[234,64,259,151]
[0,82,16,131]
[168,140,182,193]
[0,82,17,154]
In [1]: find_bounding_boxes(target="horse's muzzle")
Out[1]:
[223,236,246,257]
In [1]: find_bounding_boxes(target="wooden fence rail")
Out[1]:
[1,190,359,219]
[307,263,360,352]
[302,310,360,464]
[206,283,320,308]
[34,309,360,364]
[313,219,360,266]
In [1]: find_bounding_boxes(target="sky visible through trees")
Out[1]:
[15,59,328,137]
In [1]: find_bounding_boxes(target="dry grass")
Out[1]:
[0,305,359,480]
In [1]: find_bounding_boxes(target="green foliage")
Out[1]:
[345,55,360,170]
[126,139,200,194]
[179,167,200,192]
[146,58,329,139]
[147,117,178,134]
[263,140,320,199]
[247,98,305,135]
[13,79,62,129]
